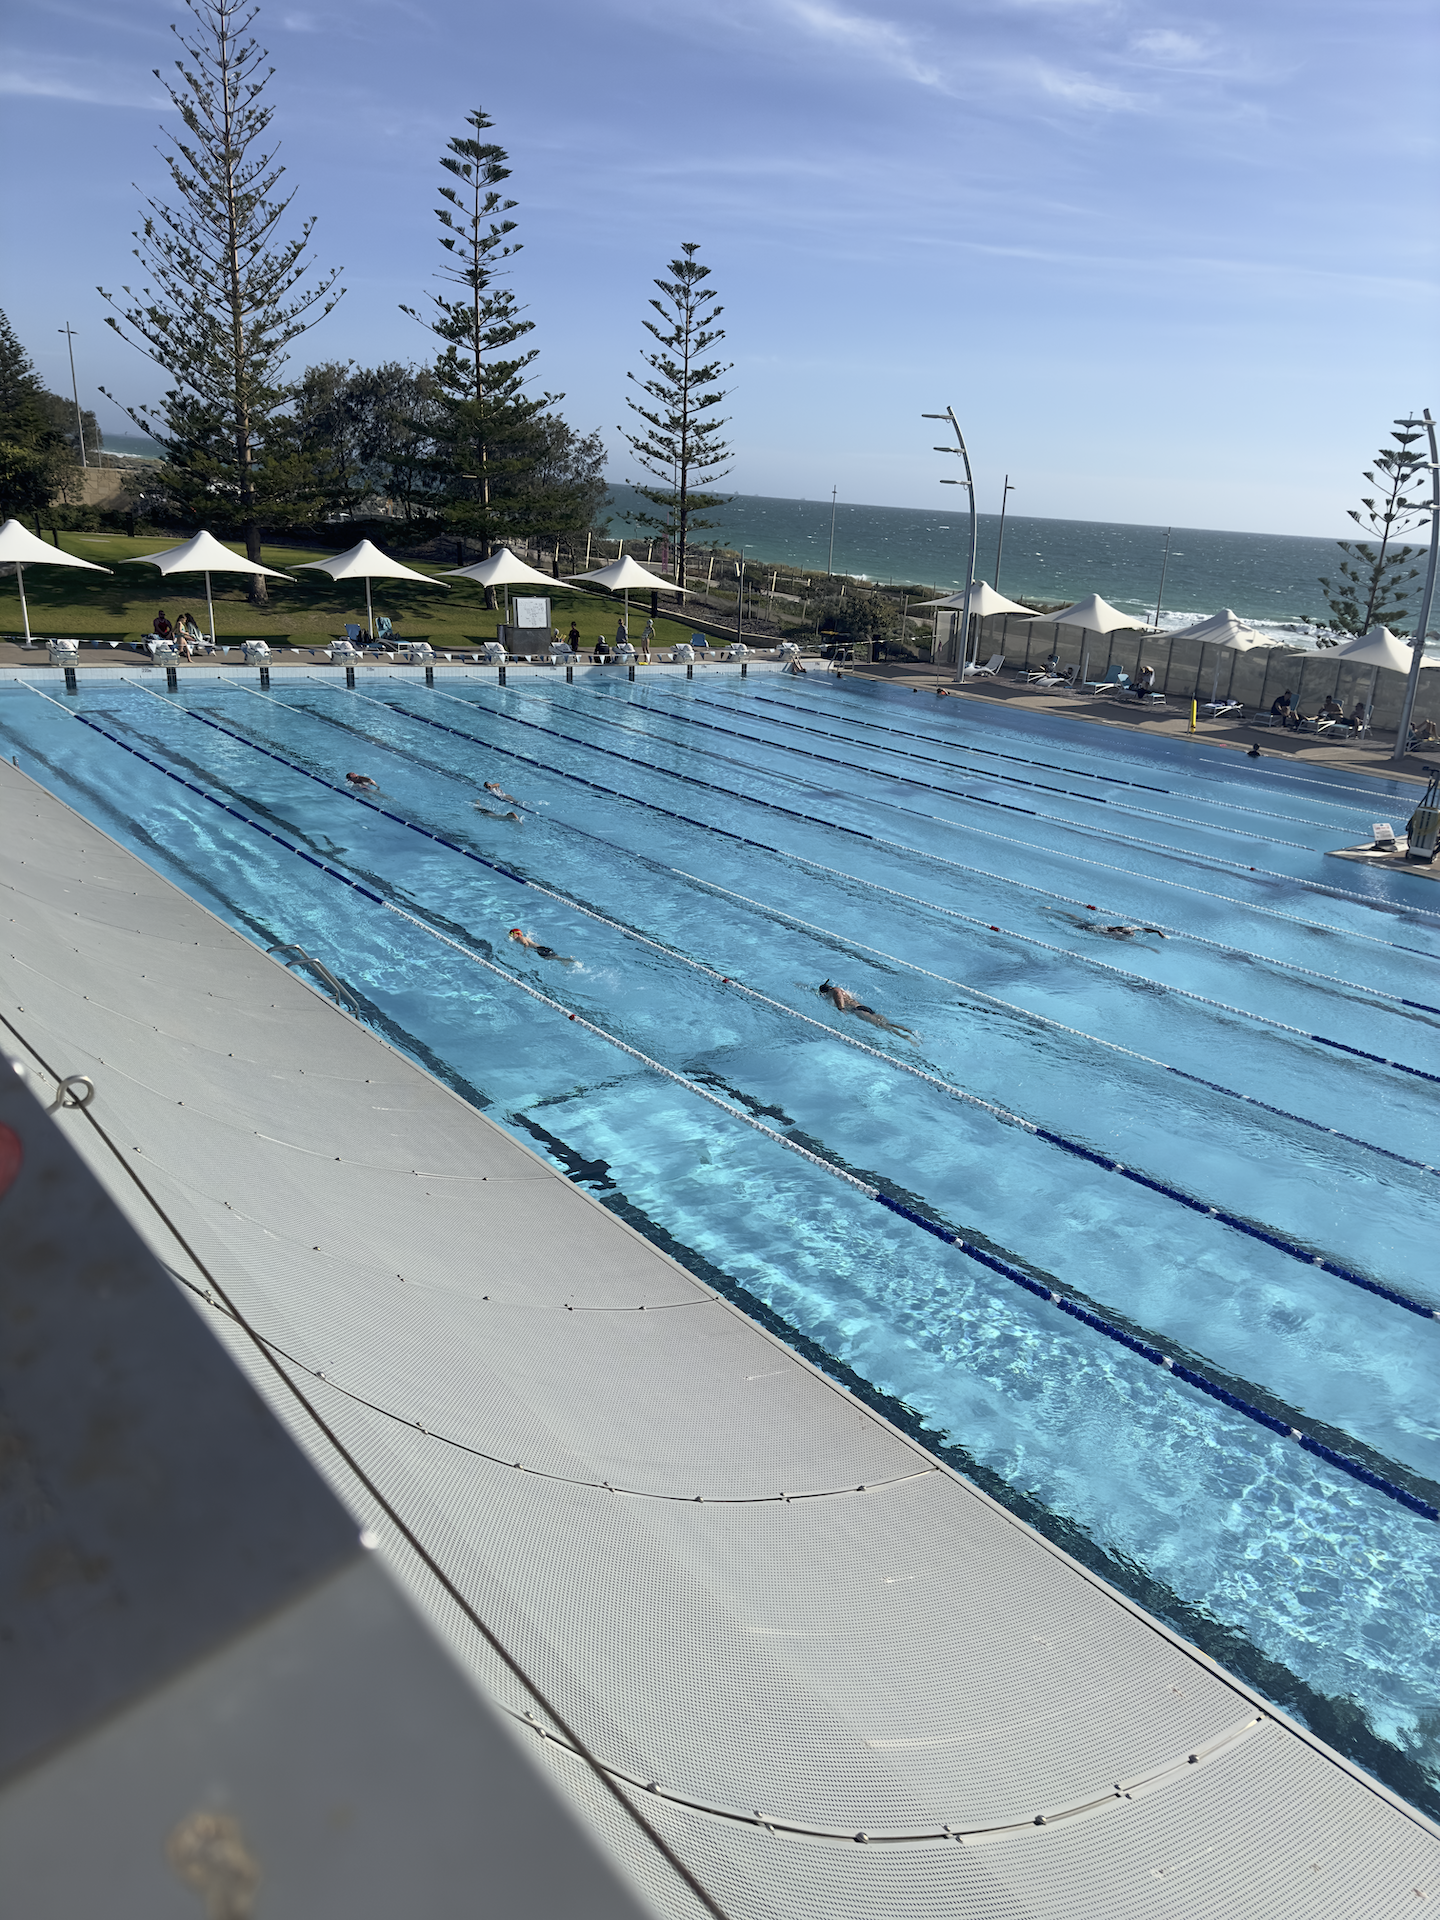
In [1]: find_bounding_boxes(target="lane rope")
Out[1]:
[12,689,1435,1522]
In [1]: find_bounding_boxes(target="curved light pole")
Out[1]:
[924,407,978,683]
[1392,409,1439,764]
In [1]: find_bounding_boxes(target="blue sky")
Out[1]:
[2,0,1435,534]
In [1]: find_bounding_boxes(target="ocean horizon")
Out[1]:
[602,483,1368,640]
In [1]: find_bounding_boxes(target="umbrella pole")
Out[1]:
[205,572,215,649]
[366,576,375,645]
[15,563,30,644]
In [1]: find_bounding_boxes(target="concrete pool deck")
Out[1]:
[839,662,1439,785]
[3,753,1437,1916]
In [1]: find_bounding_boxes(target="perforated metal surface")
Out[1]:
[4,758,1436,1917]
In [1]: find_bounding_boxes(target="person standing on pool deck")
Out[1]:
[509,927,575,962]
[818,980,917,1038]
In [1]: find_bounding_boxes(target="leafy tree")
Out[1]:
[517,415,609,573]
[621,243,732,600]
[401,107,555,580]
[99,0,342,596]
[1315,427,1429,638]
[296,360,444,524]
[0,311,75,523]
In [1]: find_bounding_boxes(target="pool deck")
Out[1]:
[4,752,1438,1916]
[840,662,1439,786]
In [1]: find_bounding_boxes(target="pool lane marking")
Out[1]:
[746,683,1401,813]
[405,685,1440,1080]
[378,899,1440,1526]
[74,675,1440,1318]
[570,683,1440,995]
[235,678,1440,1188]
[665,869,1440,1185]
[598,682,1440,922]
[176,678,1440,1187]
[646,684,1337,833]
[18,683,1437,1516]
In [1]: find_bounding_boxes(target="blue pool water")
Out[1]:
[3,668,1438,1812]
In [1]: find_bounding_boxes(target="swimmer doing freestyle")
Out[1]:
[818,980,917,1038]
[509,927,575,963]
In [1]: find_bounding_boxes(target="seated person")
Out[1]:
[175,611,203,648]
[1132,665,1156,700]
[1270,690,1293,724]
[1408,716,1439,749]
[1350,700,1367,732]
[152,610,174,641]
[1320,694,1345,724]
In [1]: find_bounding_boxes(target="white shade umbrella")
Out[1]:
[442,545,561,624]
[1046,592,1141,635]
[125,528,294,647]
[565,552,692,645]
[914,581,1038,617]
[1045,592,1144,687]
[1327,626,1415,673]
[296,538,447,645]
[1166,609,1280,700]
[0,518,111,644]
[1167,608,1271,648]
[1323,627,1427,727]
[442,546,560,589]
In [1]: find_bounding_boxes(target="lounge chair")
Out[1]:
[1202,698,1241,718]
[963,653,1005,678]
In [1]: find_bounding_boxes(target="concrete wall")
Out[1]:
[972,614,1440,734]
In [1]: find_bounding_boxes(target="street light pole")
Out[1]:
[826,487,838,576]
[1152,526,1173,631]
[58,323,86,467]
[924,407,978,684]
[1392,408,1439,764]
[994,475,1015,590]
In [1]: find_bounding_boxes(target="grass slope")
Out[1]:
[1,533,704,652]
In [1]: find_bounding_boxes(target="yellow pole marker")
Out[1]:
[1189,699,1197,734]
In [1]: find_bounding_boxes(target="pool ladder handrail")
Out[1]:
[266,943,362,1015]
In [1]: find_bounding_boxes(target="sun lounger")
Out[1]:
[963,653,1005,678]
[1202,699,1242,718]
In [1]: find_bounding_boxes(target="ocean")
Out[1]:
[603,484,1362,642]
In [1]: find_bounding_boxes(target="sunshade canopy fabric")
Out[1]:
[1045,592,1142,635]
[565,555,691,594]
[442,547,560,589]
[914,582,1038,617]
[127,530,293,580]
[0,519,111,571]
[1166,609,1277,651]
[296,539,445,587]
[1327,627,1421,672]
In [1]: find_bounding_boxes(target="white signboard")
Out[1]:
[513,596,551,629]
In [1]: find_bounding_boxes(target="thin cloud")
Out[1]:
[1033,64,1143,111]
[0,65,161,107]
[1131,28,1210,64]
[784,0,942,88]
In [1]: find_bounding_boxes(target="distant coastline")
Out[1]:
[603,483,1349,632]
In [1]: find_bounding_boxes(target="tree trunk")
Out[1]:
[244,521,269,604]
[484,586,497,611]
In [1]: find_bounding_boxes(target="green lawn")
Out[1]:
[1,532,705,652]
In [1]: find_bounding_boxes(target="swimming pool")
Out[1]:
[3,665,1438,1816]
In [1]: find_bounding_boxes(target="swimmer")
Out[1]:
[1098,923,1167,939]
[345,772,378,790]
[1247,743,1262,758]
[508,926,575,963]
[484,780,520,804]
[818,979,917,1039]
[474,805,523,821]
